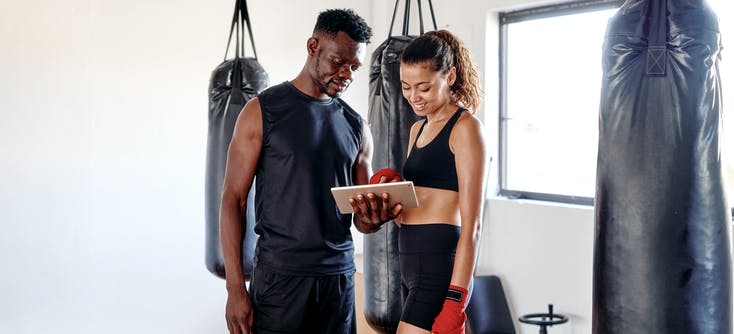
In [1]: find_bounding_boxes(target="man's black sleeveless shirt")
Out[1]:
[254,81,362,275]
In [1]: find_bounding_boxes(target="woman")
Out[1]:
[397,30,487,334]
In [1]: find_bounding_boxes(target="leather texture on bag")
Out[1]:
[206,58,268,279]
[593,1,732,333]
[364,35,418,334]
[364,0,439,330]
[205,0,269,279]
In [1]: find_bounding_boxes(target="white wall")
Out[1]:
[0,0,596,333]
[479,198,594,334]
[0,1,372,333]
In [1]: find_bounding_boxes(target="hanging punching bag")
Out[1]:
[365,1,437,332]
[593,0,731,333]
[205,0,269,279]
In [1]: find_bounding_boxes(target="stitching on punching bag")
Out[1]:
[647,46,666,76]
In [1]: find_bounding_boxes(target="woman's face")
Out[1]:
[399,61,455,117]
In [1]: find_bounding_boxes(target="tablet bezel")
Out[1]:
[330,181,419,214]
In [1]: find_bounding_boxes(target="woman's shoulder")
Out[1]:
[449,110,485,145]
[455,110,484,131]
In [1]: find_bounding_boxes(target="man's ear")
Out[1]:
[307,37,319,56]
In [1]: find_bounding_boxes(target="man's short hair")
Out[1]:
[314,8,373,43]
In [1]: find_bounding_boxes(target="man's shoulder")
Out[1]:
[258,82,298,117]
[259,81,290,98]
[334,98,361,120]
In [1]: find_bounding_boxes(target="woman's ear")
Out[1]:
[447,66,457,86]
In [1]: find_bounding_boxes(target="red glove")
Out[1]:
[431,285,469,334]
[369,167,402,184]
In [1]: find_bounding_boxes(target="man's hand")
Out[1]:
[225,288,254,334]
[352,167,404,233]
[350,192,403,233]
[351,192,402,221]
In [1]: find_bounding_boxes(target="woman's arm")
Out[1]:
[449,114,488,289]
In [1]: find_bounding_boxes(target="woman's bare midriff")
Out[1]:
[401,186,460,226]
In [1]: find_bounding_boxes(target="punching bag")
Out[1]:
[205,0,269,279]
[365,1,437,332]
[593,0,731,333]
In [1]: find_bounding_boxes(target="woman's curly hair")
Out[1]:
[400,30,482,112]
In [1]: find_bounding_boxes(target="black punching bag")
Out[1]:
[593,0,731,333]
[364,1,436,332]
[205,0,268,279]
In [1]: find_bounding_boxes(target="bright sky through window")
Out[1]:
[502,2,732,209]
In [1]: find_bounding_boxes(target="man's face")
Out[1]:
[309,31,366,98]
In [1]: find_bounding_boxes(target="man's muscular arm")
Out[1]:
[350,122,402,233]
[220,98,263,334]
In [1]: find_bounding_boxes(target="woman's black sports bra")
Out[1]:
[402,108,465,192]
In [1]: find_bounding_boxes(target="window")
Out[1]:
[498,1,619,204]
[498,0,733,212]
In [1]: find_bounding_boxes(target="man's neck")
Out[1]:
[290,72,329,100]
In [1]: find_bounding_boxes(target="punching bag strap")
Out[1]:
[240,0,258,60]
[402,0,411,36]
[427,0,438,33]
[224,0,240,60]
[223,0,259,61]
[646,0,667,76]
[388,0,439,37]
[388,0,401,37]
[416,0,438,35]
[224,0,246,104]
[417,0,424,35]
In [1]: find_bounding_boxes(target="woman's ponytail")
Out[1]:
[425,30,482,113]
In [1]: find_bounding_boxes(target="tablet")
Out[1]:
[331,181,419,214]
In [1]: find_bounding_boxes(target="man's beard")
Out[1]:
[314,67,346,98]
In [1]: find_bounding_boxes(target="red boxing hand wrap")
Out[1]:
[369,167,402,184]
[431,285,469,334]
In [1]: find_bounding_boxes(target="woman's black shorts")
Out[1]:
[398,224,461,330]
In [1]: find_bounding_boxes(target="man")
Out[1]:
[220,8,402,334]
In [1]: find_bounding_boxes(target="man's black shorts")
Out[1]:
[249,266,357,334]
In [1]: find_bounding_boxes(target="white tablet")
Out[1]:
[331,181,419,214]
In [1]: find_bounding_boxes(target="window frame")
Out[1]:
[498,0,622,206]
